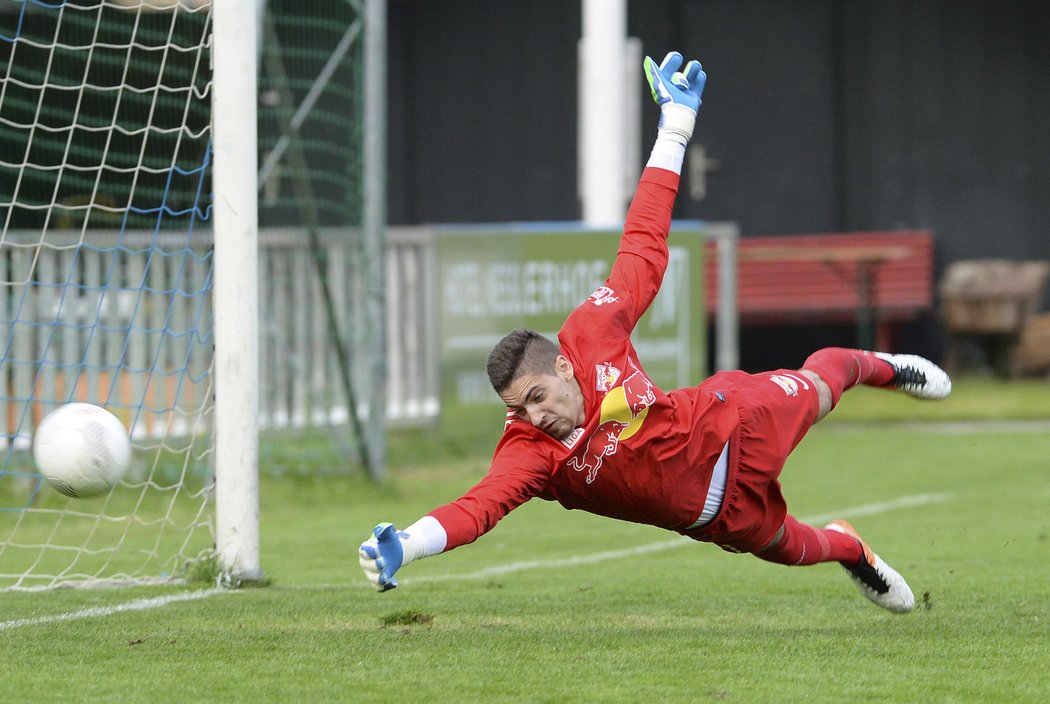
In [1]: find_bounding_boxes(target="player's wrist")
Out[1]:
[397,531,424,566]
[399,515,447,565]
[659,103,696,144]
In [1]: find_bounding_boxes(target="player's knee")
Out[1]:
[799,369,833,420]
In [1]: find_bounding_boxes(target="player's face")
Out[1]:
[500,355,586,440]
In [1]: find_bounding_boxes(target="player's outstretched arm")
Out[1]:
[358,460,549,591]
[595,50,707,323]
[358,517,447,592]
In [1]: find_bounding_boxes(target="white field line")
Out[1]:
[0,587,228,631]
[403,492,950,585]
[1,492,952,625]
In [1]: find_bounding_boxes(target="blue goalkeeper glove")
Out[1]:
[358,522,405,592]
[643,51,706,142]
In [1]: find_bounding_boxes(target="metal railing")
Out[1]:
[2,223,737,438]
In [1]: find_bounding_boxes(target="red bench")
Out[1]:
[704,230,935,350]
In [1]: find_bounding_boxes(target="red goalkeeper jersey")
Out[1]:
[429,167,740,550]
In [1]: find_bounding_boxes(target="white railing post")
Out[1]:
[714,225,740,371]
[362,0,388,476]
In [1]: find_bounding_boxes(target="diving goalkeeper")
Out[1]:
[358,51,951,613]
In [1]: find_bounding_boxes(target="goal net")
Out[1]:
[0,0,216,589]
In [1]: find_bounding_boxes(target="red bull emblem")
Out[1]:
[621,358,656,414]
[568,357,654,484]
[567,421,629,484]
[594,363,622,393]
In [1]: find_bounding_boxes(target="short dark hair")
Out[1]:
[487,329,561,394]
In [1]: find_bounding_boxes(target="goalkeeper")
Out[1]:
[359,51,951,613]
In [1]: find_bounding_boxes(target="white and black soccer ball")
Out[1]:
[32,403,131,498]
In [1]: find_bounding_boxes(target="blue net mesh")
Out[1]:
[0,0,215,589]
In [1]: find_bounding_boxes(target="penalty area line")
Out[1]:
[0,587,229,631]
[403,492,950,585]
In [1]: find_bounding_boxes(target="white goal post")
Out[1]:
[211,0,261,583]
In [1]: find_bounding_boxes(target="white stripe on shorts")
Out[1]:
[686,439,730,530]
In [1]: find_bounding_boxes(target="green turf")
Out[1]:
[822,375,1050,423]
[1,378,1048,703]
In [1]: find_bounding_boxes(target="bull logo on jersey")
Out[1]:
[568,357,655,484]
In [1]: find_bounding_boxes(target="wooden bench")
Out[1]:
[704,230,935,350]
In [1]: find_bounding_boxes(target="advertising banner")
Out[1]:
[438,225,707,413]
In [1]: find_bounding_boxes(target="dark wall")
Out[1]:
[837,1,1050,266]
[386,0,1050,366]
[389,0,1048,248]
[630,0,842,235]
[387,0,580,223]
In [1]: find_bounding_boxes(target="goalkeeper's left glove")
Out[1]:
[643,51,706,144]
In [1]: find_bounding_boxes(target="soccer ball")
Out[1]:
[32,403,132,498]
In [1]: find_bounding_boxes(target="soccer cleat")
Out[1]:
[825,519,915,613]
[873,352,952,400]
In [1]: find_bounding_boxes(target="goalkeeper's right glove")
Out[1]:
[359,523,407,592]
[643,51,706,143]
[359,522,434,592]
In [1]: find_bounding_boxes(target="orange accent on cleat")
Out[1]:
[826,518,874,566]
[825,519,915,614]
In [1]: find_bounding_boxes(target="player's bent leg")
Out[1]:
[801,348,895,408]
[801,347,951,409]
[825,519,915,613]
[753,516,913,613]
[754,514,863,566]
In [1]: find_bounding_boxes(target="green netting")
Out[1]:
[258,0,364,229]
[256,0,377,477]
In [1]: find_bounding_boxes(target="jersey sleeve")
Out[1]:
[563,167,680,341]
[426,438,552,551]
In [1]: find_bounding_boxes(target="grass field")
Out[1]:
[1,377,1048,703]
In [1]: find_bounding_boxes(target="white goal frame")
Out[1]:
[0,0,392,589]
[211,0,261,583]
